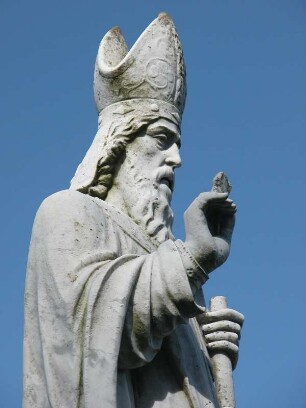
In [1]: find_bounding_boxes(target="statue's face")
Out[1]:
[107,117,181,243]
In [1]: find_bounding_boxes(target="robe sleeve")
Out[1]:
[119,238,206,369]
[27,190,206,405]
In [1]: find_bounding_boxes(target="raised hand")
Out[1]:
[184,191,236,273]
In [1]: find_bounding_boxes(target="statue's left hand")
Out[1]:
[201,308,244,369]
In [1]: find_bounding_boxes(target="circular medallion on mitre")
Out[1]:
[146,58,175,97]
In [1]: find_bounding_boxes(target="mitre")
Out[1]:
[70,13,186,192]
[94,12,186,115]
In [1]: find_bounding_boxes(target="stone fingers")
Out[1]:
[201,321,241,338]
[205,340,239,355]
[205,331,239,345]
[202,318,242,370]
[193,192,229,210]
[203,309,244,326]
[206,340,239,369]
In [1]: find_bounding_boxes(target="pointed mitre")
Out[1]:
[70,14,186,192]
[94,12,186,115]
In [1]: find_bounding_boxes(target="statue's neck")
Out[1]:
[105,185,130,218]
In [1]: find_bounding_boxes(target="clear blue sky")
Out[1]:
[0,1,305,406]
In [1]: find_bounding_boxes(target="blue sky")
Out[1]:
[0,1,305,406]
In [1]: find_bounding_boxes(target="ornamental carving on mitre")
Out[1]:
[94,13,186,115]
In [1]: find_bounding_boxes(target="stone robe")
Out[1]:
[23,190,219,408]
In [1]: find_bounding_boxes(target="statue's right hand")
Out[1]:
[183,192,236,273]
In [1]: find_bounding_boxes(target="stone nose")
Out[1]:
[165,143,182,168]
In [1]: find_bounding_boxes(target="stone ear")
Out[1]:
[97,27,128,75]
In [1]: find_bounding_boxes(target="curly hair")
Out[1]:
[87,114,158,200]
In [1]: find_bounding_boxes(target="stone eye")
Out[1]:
[156,133,167,141]
[154,134,168,147]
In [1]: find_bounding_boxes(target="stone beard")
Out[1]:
[121,165,175,245]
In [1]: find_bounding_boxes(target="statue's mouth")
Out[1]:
[159,171,174,192]
[156,166,175,192]
[160,177,173,191]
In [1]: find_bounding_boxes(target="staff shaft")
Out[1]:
[210,296,235,408]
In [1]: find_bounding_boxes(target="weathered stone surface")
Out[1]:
[23,13,243,408]
[212,172,232,194]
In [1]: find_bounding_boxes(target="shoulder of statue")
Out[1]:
[35,189,109,227]
[39,189,98,210]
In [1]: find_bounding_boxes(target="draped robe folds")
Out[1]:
[23,190,219,408]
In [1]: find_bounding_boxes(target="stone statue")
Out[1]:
[23,13,244,408]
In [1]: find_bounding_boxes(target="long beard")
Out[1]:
[129,182,174,246]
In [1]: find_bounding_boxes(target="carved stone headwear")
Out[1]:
[70,13,186,192]
[94,12,186,115]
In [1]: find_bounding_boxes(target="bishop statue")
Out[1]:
[23,13,244,408]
